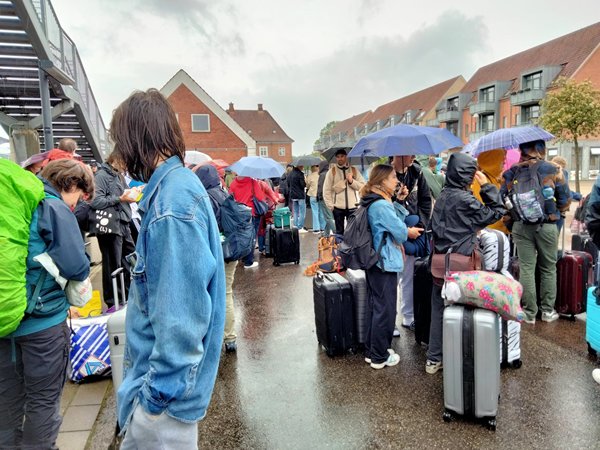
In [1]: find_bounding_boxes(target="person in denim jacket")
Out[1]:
[361,164,410,369]
[110,89,225,449]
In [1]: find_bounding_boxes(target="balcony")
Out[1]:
[469,101,496,115]
[469,129,495,141]
[510,89,545,106]
[438,109,460,123]
[426,118,439,127]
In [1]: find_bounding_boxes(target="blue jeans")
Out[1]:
[318,201,335,236]
[291,199,306,229]
[309,196,321,231]
[243,216,262,266]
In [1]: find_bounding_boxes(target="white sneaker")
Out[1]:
[370,353,400,369]
[425,360,443,374]
[365,349,395,364]
[541,310,559,323]
[298,228,309,234]
[593,368,600,385]
[243,262,259,268]
[393,327,401,337]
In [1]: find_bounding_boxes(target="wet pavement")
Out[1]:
[88,231,600,449]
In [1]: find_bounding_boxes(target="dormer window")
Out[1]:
[447,97,459,111]
[480,86,495,103]
[524,71,542,90]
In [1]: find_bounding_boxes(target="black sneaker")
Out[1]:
[224,341,237,353]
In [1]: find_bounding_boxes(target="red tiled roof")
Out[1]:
[329,111,372,136]
[368,76,462,122]
[227,108,294,143]
[461,22,600,96]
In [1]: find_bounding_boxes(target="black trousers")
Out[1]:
[333,207,356,235]
[96,223,135,307]
[365,265,398,364]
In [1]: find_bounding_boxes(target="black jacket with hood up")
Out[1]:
[395,160,432,227]
[287,166,307,200]
[195,165,228,229]
[317,160,329,202]
[431,153,505,256]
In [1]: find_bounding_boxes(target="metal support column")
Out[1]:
[38,65,53,151]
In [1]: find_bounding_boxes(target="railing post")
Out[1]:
[38,64,53,151]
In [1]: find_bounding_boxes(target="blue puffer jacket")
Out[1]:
[11,179,89,338]
[364,193,409,273]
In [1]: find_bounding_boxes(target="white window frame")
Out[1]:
[259,146,268,157]
[191,114,210,132]
[278,147,286,156]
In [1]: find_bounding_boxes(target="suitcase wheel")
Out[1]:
[442,410,453,423]
[511,359,522,369]
[295,261,299,265]
[486,417,497,431]
[588,342,598,357]
[273,261,280,266]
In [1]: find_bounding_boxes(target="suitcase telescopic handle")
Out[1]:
[315,270,332,282]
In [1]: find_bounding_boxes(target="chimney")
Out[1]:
[258,103,263,111]
[228,102,234,112]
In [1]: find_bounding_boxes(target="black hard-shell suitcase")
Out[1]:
[313,272,356,356]
[272,227,300,265]
[413,256,433,347]
[265,224,274,257]
[345,268,368,345]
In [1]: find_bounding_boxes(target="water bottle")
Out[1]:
[542,186,554,200]
[504,196,514,210]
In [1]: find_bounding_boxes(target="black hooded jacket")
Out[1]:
[431,153,505,255]
[395,160,432,227]
[195,165,228,229]
[317,160,329,201]
[287,166,307,200]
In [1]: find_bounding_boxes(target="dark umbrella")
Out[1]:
[293,155,322,167]
[322,146,380,167]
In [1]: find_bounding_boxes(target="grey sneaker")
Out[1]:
[370,353,400,369]
[224,341,237,353]
[425,360,443,374]
[541,310,559,323]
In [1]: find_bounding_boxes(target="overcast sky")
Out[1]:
[44,0,600,156]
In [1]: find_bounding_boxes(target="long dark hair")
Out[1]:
[109,89,186,182]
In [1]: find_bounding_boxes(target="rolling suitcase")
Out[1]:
[586,287,600,358]
[442,306,499,430]
[413,256,432,347]
[273,227,300,265]
[107,267,128,393]
[345,268,368,345]
[571,233,598,267]
[499,318,521,368]
[556,250,592,317]
[265,224,275,257]
[313,272,356,356]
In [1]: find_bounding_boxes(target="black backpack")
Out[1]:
[338,203,385,270]
[508,162,546,224]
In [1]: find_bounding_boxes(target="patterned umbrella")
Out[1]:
[462,126,554,157]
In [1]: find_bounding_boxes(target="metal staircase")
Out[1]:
[0,0,108,162]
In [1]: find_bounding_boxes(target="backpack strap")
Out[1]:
[25,270,48,316]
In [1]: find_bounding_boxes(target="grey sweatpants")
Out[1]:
[0,322,70,450]
[426,284,444,363]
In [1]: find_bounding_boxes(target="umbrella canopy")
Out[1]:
[293,155,322,167]
[20,152,48,168]
[462,126,554,157]
[349,124,463,158]
[229,156,285,179]
[184,150,212,165]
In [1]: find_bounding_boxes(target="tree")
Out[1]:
[314,121,338,145]
[539,77,600,192]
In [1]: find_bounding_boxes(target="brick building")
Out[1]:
[161,70,293,164]
[314,76,466,151]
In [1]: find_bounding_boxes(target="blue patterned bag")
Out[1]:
[69,318,111,383]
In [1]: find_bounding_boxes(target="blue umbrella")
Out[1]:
[462,126,554,157]
[348,124,463,158]
[229,156,285,179]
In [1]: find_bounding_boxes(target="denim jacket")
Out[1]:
[117,156,226,429]
[365,194,409,273]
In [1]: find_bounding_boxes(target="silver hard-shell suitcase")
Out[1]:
[345,269,368,345]
[443,305,500,430]
[107,268,127,393]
